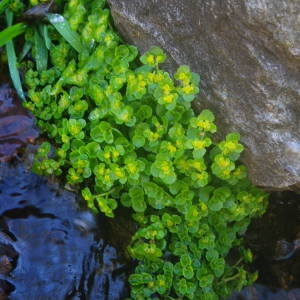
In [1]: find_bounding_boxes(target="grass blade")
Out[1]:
[6,39,25,100]
[39,24,51,50]
[0,22,27,47]
[46,13,84,53]
[5,8,25,100]
[34,27,48,71]
[19,40,32,61]
[0,0,10,14]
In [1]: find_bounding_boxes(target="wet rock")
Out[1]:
[0,162,131,299]
[0,84,39,162]
[108,0,300,191]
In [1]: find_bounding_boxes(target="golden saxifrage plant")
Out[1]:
[17,0,269,299]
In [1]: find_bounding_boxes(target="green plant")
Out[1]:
[0,0,85,99]
[22,0,268,299]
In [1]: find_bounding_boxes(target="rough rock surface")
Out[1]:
[108,0,300,190]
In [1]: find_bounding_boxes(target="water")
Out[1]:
[0,162,131,299]
[0,84,38,162]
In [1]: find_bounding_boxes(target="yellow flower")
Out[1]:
[217,157,231,168]
[166,144,176,153]
[221,169,231,177]
[224,141,236,151]
[113,167,124,178]
[146,54,155,65]
[177,159,189,172]
[148,132,160,142]
[160,161,172,176]
[195,172,207,181]
[199,202,208,213]
[163,94,175,104]
[154,72,165,83]
[103,152,111,160]
[162,84,172,94]
[182,84,195,94]
[119,110,130,122]
[69,171,80,182]
[158,278,166,287]
[192,140,206,149]
[196,119,211,130]
[192,209,199,217]
[178,72,190,84]
[127,163,137,174]
[111,149,120,160]
[191,160,205,171]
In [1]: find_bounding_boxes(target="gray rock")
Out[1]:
[108,0,300,191]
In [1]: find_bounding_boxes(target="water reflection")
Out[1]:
[0,162,131,299]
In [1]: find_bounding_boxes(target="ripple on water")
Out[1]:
[0,162,131,299]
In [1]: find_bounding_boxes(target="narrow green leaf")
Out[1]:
[5,9,25,100]
[6,40,25,100]
[39,24,51,50]
[5,7,12,24]
[19,40,32,61]
[0,22,27,47]
[34,27,48,71]
[46,13,84,53]
[0,0,10,14]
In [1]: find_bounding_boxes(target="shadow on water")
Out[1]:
[0,162,133,300]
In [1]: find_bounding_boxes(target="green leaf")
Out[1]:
[90,121,114,143]
[0,22,26,47]
[210,257,225,277]
[0,0,10,14]
[129,273,153,286]
[6,39,25,100]
[143,182,172,209]
[4,9,25,100]
[129,186,147,213]
[46,13,85,53]
[140,46,167,67]
[174,65,192,84]
[85,142,101,158]
[40,24,51,50]
[19,40,32,61]
[132,134,145,148]
[95,196,117,218]
[34,27,48,71]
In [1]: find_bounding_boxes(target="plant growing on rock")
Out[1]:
[21,0,268,298]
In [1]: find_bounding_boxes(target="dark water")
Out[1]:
[0,84,38,162]
[0,162,131,299]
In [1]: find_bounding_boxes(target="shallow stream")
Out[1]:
[0,161,132,299]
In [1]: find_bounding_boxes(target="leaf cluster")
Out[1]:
[23,0,268,299]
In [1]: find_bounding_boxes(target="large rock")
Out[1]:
[108,0,300,191]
